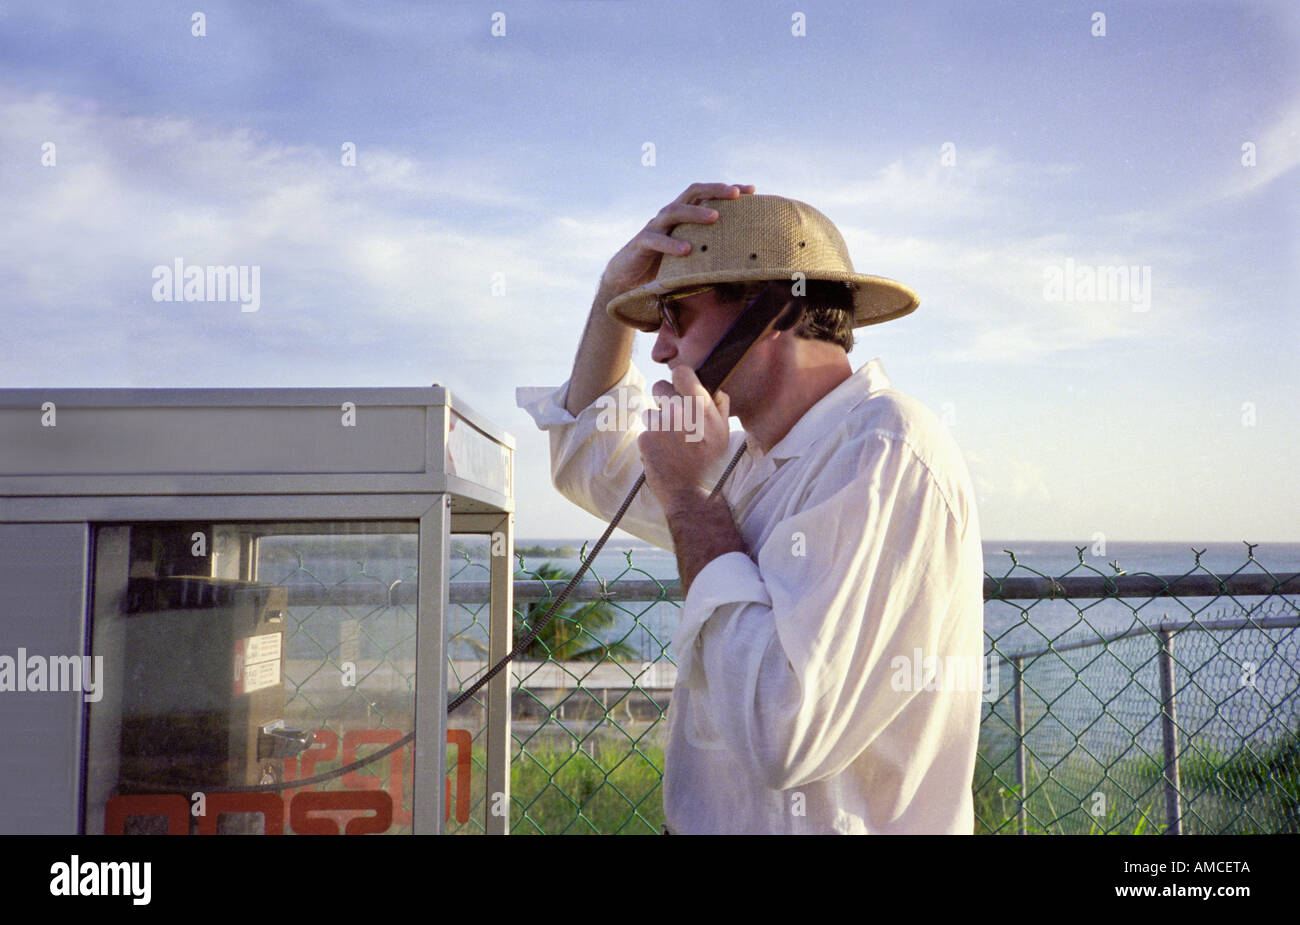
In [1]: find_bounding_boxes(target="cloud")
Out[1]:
[696,142,1223,364]
[715,140,1081,230]
[837,227,1212,364]
[0,85,1247,394]
[0,84,589,385]
[1220,97,1300,199]
[966,449,1052,508]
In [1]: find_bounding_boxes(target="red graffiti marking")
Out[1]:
[105,727,474,833]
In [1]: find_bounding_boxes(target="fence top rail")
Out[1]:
[268,570,1300,606]
[442,571,1300,604]
[983,571,1300,601]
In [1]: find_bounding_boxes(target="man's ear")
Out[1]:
[767,323,795,344]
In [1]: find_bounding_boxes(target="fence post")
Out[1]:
[485,512,514,835]
[1014,655,1026,835]
[1157,623,1182,835]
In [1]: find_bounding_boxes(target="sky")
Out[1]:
[1,0,1296,542]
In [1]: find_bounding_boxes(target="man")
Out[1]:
[517,182,984,834]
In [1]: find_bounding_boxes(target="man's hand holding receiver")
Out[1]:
[638,366,745,593]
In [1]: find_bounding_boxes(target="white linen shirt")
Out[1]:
[516,356,985,834]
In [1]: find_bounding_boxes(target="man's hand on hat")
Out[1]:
[599,182,756,298]
[637,366,733,516]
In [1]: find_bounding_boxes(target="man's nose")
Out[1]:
[650,324,677,365]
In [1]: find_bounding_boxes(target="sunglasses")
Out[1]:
[653,285,716,337]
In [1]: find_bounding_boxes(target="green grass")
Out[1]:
[447,724,1300,834]
[511,742,665,834]
[973,721,1300,835]
[1128,722,1300,834]
[974,751,1163,835]
[446,740,666,834]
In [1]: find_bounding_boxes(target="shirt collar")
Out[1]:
[745,357,892,462]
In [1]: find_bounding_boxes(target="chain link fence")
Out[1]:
[979,547,1300,834]
[445,540,673,834]
[264,536,1300,834]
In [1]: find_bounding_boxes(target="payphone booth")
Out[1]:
[0,387,514,835]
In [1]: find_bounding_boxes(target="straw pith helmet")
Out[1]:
[605,193,919,332]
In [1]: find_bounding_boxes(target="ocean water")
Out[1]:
[511,537,1300,584]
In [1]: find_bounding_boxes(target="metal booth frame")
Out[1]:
[0,386,514,835]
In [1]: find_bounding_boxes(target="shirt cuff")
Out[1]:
[673,551,770,690]
[515,364,648,431]
[515,382,577,429]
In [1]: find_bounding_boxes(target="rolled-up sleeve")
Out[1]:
[672,432,964,792]
[516,363,675,550]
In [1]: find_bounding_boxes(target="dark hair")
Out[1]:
[711,279,856,353]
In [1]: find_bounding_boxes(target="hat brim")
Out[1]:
[605,269,919,333]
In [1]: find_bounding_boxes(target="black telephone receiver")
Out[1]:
[693,282,806,397]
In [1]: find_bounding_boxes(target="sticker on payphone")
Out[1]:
[234,632,283,695]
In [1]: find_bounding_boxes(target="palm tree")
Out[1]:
[517,562,637,662]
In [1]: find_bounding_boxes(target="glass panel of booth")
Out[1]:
[447,410,511,497]
[84,520,491,835]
